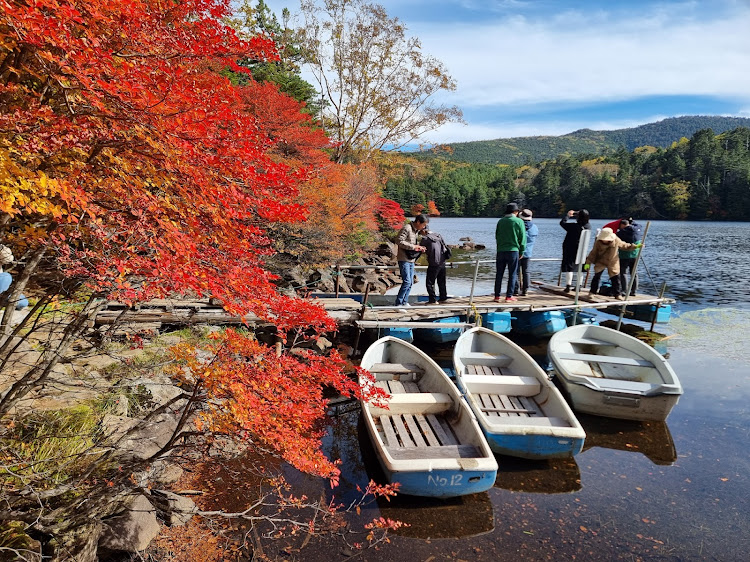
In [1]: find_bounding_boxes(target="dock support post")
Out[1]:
[617,221,651,331]
[469,258,480,305]
[650,282,667,332]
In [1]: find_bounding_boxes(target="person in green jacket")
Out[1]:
[494,203,526,303]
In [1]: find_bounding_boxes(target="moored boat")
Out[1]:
[547,325,683,421]
[452,327,585,459]
[512,310,567,337]
[359,337,498,497]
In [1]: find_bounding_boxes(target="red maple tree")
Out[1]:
[0,0,376,491]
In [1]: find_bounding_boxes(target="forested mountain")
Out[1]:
[425,116,750,165]
[384,127,750,221]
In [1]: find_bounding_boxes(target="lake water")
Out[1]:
[390,217,750,313]
[234,219,750,560]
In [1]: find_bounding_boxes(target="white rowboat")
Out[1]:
[453,327,585,459]
[547,325,683,421]
[359,337,497,497]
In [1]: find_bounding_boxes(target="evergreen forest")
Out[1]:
[384,127,750,221]
[424,116,750,165]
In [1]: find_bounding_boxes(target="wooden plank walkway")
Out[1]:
[92,282,674,334]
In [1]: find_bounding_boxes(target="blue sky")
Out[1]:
[260,0,750,143]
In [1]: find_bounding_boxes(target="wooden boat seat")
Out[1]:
[568,338,618,347]
[555,352,653,367]
[388,444,482,460]
[368,363,424,382]
[461,351,512,367]
[368,362,424,374]
[485,416,570,428]
[368,392,453,415]
[586,377,670,395]
[375,380,421,394]
[461,374,541,397]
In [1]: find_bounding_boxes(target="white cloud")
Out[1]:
[412,6,750,109]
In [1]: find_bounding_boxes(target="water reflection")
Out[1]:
[356,413,495,539]
[375,492,494,539]
[494,455,581,494]
[578,414,677,466]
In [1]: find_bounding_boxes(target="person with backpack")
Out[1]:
[421,228,451,304]
[616,218,642,296]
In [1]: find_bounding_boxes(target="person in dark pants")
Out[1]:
[616,218,641,296]
[494,202,526,303]
[421,228,450,303]
[560,209,590,292]
[515,208,539,296]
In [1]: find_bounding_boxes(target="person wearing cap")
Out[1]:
[584,227,641,300]
[394,214,429,308]
[494,202,526,303]
[515,208,538,296]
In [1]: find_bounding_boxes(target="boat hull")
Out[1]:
[360,337,498,497]
[548,325,683,421]
[453,327,586,460]
[555,376,681,421]
[482,430,584,460]
[512,310,567,337]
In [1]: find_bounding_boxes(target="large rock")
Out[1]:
[51,523,101,562]
[99,494,161,553]
[152,490,198,527]
[102,413,179,460]
[120,374,184,411]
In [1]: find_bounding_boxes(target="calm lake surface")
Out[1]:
[278,220,750,560]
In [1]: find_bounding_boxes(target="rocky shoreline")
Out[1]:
[279,237,485,296]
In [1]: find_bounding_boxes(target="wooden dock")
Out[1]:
[92,283,673,335]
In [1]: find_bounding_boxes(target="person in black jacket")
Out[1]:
[421,228,451,303]
[559,209,590,292]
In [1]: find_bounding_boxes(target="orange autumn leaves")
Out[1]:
[1,0,379,478]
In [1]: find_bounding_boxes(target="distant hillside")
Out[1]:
[426,116,750,164]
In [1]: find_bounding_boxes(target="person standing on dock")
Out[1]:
[494,203,526,303]
[616,218,642,297]
[560,209,590,292]
[516,209,538,296]
[394,214,428,308]
[585,227,641,300]
[421,228,451,304]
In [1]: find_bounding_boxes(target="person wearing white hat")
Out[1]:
[584,228,641,300]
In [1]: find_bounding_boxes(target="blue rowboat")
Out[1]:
[480,311,512,333]
[563,310,599,327]
[382,327,414,343]
[416,316,463,343]
[511,310,567,338]
[360,337,498,497]
[453,327,585,460]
